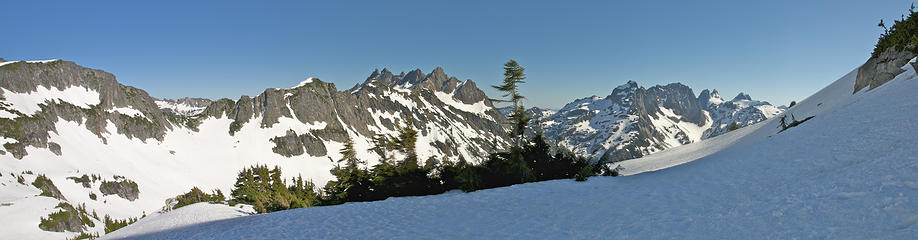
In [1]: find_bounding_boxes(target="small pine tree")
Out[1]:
[491,59,530,147]
[391,119,418,162]
[574,164,593,181]
[339,137,363,168]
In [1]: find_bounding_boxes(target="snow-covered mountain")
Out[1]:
[0,59,509,239]
[111,45,918,240]
[530,81,782,162]
[154,97,212,117]
[698,89,784,138]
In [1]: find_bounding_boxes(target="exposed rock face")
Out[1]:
[270,129,327,157]
[855,48,917,93]
[528,81,781,162]
[99,178,139,201]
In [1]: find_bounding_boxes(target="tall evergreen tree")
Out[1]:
[339,137,363,168]
[391,119,418,163]
[491,59,531,147]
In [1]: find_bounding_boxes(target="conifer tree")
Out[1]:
[391,119,418,163]
[324,137,375,204]
[339,137,363,168]
[491,59,531,147]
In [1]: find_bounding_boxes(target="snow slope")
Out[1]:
[103,203,255,239]
[109,63,918,238]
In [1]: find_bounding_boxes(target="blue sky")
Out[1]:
[1,0,913,108]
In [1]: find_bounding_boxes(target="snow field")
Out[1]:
[115,63,918,239]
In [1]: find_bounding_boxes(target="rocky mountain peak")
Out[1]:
[733,92,752,101]
[368,69,380,80]
[453,79,489,105]
[429,66,447,80]
[398,69,426,87]
[415,66,451,91]
[697,89,725,107]
[609,80,639,102]
[698,89,712,100]
[615,80,639,90]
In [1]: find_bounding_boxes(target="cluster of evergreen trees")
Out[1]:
[230,165,319,213]
[172,187,226,210]
[874,3,918,56]
[103,215,137,234]
[226,59,620,213]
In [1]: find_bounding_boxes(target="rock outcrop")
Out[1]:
[99,178,139,201]
[37,203,91,233]
[855,47,917,93]
[32,174,66,200]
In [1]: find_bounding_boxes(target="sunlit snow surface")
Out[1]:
[111,63,918,239]
[1,85,101,116]
[103,203,255,239]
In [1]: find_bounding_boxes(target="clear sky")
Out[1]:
[1,0,914,109]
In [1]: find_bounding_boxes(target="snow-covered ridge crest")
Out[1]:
[291,77,315,89]
[0,59,61,68]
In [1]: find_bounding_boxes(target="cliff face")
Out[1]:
[0,60,176,158]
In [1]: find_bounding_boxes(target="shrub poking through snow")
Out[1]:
[103,215,136,233]
[575,165,594,181]
[32,174,65,200]
[172,187,226,210]
[39,202,95,232]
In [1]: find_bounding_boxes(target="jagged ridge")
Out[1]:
[528,81,782,162]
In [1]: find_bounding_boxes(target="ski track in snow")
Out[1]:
[110,63,918,239]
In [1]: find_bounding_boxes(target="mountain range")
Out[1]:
[93,20,918,239]
[0,57,798,239]
[0,60,509,239]
[526,81,783,162]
